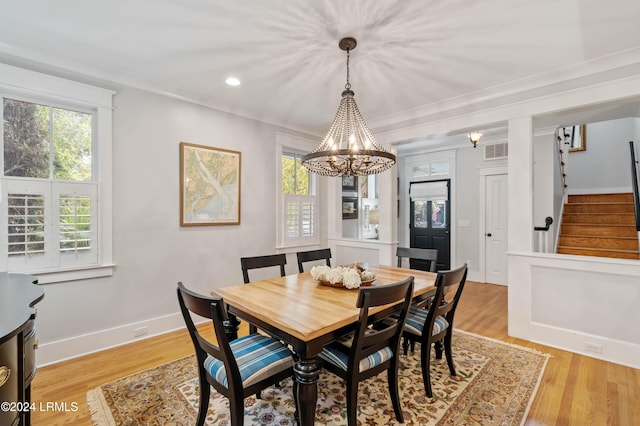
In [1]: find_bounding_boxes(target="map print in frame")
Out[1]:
[180,142,241,226]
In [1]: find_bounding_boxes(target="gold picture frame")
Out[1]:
[568,124,586,152]
[180,142,241,226]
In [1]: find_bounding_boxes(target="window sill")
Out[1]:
[23,264,116,284]
[276,242,322,253]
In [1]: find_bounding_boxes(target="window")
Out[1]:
[0,64,113,282]
[2,97,98,272]
[280,150,318,246]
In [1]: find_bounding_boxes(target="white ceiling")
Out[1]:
[1,0,640,137]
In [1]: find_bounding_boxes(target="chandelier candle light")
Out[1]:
[302,37,396,177]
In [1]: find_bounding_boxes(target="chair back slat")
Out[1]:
[396,247,438,272]
[296,248,332,273]
[241,253,287,283]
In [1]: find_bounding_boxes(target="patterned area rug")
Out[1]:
[87,330,548,425]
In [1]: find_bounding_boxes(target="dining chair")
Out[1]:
[318,276,414,425]
[296,248,332,273]
[177,282,297,426]
[401,263,468,397]
[240,253,287,333]
[396,246,438,272]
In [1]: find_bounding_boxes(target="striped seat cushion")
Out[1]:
[319,333,394,373]
[403,306,449,336]
[204,334,293,388]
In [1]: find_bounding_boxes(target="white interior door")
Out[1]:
[485,174,508,285]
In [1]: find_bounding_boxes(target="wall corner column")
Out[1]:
[507,117,534,253]
[507,116,534,339]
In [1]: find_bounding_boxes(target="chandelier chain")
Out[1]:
[345,48,351,90]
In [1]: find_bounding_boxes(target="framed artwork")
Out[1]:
[180,142,241,226]
[342,175,357,191]
[568,124,586,152]
[342,196,358,219]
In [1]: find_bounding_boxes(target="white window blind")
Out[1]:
[53,182,98,266]
[59,195,92,253]
[7,193,46,257]
[286,198,300,238]
[300,199,315,237]
[2,180,98,270]
[285,195,316,243]
[410,181,448,201]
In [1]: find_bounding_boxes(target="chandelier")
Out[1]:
[302,37,396,177]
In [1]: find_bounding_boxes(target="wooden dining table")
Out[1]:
[214,264,436,426]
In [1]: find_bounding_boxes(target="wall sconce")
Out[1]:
[467,132,483,148]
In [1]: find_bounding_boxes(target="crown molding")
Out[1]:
[370,47,640,137]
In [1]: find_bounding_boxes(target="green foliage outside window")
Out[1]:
[282,152,309,195]
[53,108,92,181]
[3,99,50,178]
[3,98,92,181]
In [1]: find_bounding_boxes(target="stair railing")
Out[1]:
[534,216,553,253]
[630,141,640,233]
[556,130,569,195]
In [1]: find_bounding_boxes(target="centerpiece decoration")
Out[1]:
[310,265,376,289]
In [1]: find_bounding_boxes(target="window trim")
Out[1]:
[0,63,114,283]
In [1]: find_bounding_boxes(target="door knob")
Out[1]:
[486,233,492,237]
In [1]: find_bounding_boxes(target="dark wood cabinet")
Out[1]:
[0,273,44,426]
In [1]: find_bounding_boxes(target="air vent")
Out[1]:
[484,142,508,160]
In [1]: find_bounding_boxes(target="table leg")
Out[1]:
[293,356,320,426]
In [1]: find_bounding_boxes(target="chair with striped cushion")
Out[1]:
[177,282,297,426]
[401,263,468,397]
[318,276,414,426]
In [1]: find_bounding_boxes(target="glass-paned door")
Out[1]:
[409,180,450,270]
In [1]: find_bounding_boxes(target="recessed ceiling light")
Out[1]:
[225,77,241,86]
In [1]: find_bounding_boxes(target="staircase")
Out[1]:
[557,193,640,259]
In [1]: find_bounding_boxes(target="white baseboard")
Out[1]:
[466,269,483,283]
[529,322,640,369]
[37,313,186,366]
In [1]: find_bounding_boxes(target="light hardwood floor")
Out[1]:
[31,281,640,425]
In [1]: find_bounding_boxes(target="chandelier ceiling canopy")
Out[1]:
[302,37,396,177]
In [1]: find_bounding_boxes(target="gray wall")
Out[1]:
[455,146,484,271]
[36,86,316,363]
[568,118,637,193]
